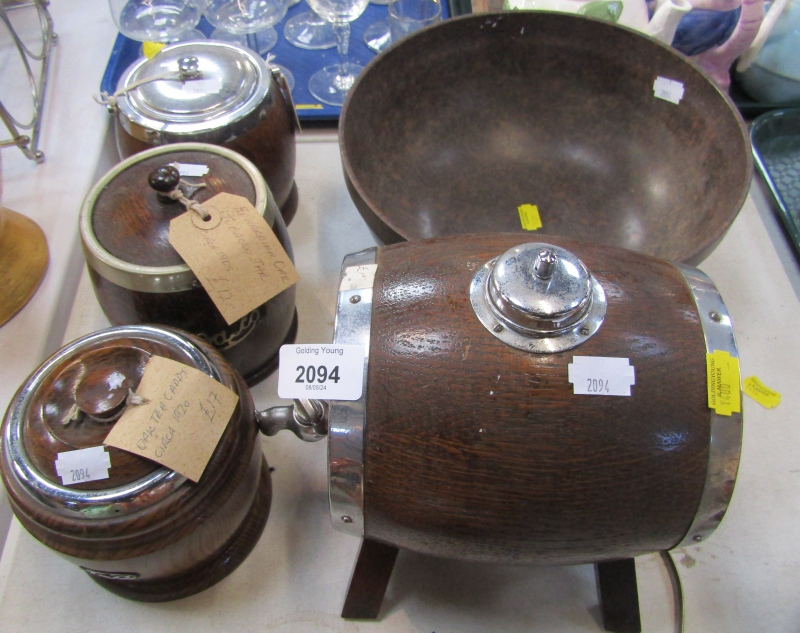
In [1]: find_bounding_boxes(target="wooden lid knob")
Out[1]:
[147,165,181,202]
[19,346,159,490]
[74,366,133,421]
[86,147,257,268]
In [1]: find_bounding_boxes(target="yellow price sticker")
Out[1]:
[706,350,741,416]
[295,104,324,110]
[142,41,167,59]
[518,204,542,231]
[743,375,781,409]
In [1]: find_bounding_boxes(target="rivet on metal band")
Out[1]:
[328,247,377,538]
[674,264,743,548]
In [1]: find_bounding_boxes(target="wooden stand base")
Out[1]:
[341,538,399,619]
[594,559,642,633]
[341,541,642,632]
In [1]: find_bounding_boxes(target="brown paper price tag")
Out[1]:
[104,356,239,482]
[168,192,300,325]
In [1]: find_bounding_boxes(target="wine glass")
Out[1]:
[306,0,370,106]
[202,0,288,55]
[388,0,440,41]
[365,0,440,53]
[363,0,391,53]
[284,2,336,50]
[108,0,203,42]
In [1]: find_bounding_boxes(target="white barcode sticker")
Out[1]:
[568,356,636,396]
[54,446,112,486]
[278,345,365,400]
[181,77,223,95]
[653,76,685,105]
[176,163,210,177]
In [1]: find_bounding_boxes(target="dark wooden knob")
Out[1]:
[148,165,181,201]
[74,367,132,422]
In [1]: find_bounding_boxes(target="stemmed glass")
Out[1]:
[306,0,370,106]
[284,1,336,50]
[363,0,391,53]
[364,0,440,53]
[202,0,288,55]
[202,0,295,89]
[108,0,204,43]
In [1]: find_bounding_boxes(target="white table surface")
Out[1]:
[0,0,121,547]
[2,2,800,632]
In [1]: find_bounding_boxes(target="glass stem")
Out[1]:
[332,21,351,79]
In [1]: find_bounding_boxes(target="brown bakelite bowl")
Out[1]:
[340,12,752,264]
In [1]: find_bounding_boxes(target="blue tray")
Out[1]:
[100,2,452,122]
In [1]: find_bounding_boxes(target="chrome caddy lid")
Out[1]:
[115,40,273,144]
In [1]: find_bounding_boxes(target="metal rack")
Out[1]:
[0,0,56,163]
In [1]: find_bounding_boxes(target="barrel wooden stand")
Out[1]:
[340,539,399,621]
[341,539,643,633]
[330,234,742,632]
[595,558,642,633]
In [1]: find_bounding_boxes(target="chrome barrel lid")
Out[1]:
[470,242,607,353]
[0,326,223,520]
[489,244,593,333]
[115,40,272,142]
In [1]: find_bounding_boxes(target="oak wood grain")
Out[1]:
[84,148,297,384]
[363,234,711,565]
[1,330,271,601]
